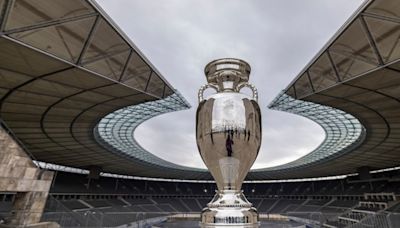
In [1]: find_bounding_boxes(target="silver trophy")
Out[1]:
[196,58,262,227]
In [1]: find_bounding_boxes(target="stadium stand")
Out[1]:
[19,169,396,227]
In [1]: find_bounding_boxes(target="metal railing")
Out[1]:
[344,212,400,228]
[285,210,400,228]
[41,211,169,227]
[286,211,331,227]
[40,196,171,227]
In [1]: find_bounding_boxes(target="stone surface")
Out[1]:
[0,127,54,226]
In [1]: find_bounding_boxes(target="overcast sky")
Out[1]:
[96,0,364,169]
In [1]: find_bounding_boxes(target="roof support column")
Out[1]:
[0,120,55,227]
[357,166,371,180]
[88,165,102,180]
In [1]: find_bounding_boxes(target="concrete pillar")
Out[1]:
[0,126,55,227]
[88,165,102,180]
[357,166,371,180]
[9,192,49,225]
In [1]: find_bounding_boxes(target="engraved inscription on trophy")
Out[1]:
[196,58,262,227]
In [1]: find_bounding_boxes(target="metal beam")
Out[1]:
[0,0,14,32]
[86,0,175,90]
[0,1,6,29]
[76,15,100,65]
[119,49,133,81]
[2,12,98,35]
[162,84,167,98]
[144,71,153,92]
[362,12,400,25]
[329,49,378,66]
[80,47,131,66]
[326,50,342,82]
[306,71,315,92]
[292,85,297,99]
[360,16,385,66]
[1,36,164,100]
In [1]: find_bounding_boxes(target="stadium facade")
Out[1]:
[1,0,400,227]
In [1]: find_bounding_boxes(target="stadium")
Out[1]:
[0,0,400,227]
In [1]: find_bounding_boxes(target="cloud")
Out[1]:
[96,0,364,170]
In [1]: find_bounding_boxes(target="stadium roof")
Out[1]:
[0,0,209,179]
[256,0,400,179]
[1,0,400,180]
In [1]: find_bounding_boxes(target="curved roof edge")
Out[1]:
[95,91,207,172]
[94,88,367,178]
[252,91,366,174]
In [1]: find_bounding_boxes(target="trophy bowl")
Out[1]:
[196,58,262,227]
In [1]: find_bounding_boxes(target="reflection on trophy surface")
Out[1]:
[196,58,262,227]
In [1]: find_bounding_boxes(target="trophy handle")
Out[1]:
[198,84,218,103]
[238,83,258,101]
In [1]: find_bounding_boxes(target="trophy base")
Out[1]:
[200,190,259,227]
